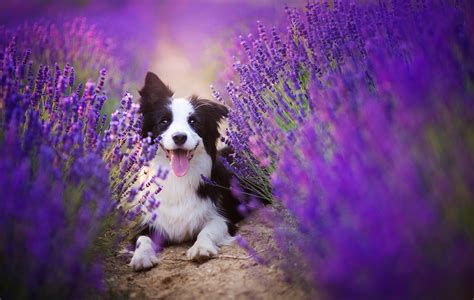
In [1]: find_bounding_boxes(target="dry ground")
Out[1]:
[105,213,309,300]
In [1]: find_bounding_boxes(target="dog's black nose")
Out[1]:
[172,133,187,145]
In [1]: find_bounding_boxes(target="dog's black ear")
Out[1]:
[209,101,229,122]
[139,72,173,111]
[191,96,229,123]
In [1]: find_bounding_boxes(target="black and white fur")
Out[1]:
[129,72,245,271]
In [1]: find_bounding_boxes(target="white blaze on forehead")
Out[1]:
[169,98,194,123]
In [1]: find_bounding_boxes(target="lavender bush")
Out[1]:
[1,18,126,99]
[275,16,474,297]
[218,0,474,298]
[219,1,452,199]
[0,33,158,298]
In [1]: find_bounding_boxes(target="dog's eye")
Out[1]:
[189,116,197,125]
[160,119,169,125]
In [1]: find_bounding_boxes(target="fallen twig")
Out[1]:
[217,248,268,260]
[159,248,269,262]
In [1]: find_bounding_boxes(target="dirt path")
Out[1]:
[105,214,308,300]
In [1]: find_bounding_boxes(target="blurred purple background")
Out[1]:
[1,0,303,98]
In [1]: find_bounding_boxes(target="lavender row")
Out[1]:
[218,0,474,298]
[0,32,159,297]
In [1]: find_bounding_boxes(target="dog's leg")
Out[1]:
[187,216,231,261]
[129,235,159,271]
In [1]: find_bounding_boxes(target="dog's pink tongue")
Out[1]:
[170,150,189,177]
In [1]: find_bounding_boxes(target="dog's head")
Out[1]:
[139,72,228,177]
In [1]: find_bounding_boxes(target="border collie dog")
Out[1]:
[129,72,244,271]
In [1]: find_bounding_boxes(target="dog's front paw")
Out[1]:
[129,236,159,271]
[187,239,219,262]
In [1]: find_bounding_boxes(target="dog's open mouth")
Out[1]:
[163,148,196,177]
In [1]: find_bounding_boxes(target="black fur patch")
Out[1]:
[188,95,228,160]
[197,148,244,235]
[139,72,173,138]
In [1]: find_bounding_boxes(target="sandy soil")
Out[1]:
[105,214,309,300]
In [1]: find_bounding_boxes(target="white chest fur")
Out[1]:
[137,148,219,243]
